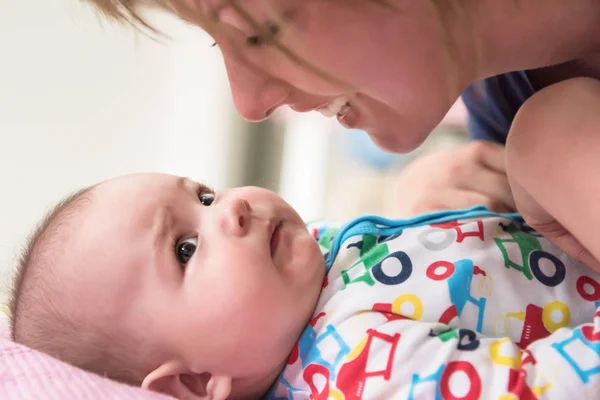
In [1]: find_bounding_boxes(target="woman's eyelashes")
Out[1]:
[176,237,197,267]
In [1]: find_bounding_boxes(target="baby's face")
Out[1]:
[72,173,325,396]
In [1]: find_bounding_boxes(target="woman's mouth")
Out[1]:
[317,96,350,118]
[337,102,360,129]
[317,96,359,128]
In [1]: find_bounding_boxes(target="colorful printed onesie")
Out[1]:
[266,207,600,400]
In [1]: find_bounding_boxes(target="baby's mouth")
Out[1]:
[270,220,282,257]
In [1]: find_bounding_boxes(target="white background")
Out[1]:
[0,0,242,302]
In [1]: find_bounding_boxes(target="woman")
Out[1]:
[89,0,600,262]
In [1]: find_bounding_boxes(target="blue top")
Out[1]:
[461,71,535,144]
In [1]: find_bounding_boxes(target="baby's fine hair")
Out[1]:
[8,186,150,385]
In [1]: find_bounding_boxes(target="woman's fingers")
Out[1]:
[451,157,516,211]
[393,142,516,216]
[460,140,507,174]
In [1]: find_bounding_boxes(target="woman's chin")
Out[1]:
[367,127,427,154]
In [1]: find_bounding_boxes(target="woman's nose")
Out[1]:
[223,53,290,121]
[222,197,251,237]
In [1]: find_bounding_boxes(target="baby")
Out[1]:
[8,172,600,399]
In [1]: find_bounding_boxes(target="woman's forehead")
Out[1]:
[184,0,237,15]
[193,0,286,18]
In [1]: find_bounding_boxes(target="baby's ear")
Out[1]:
[142,361,232,400]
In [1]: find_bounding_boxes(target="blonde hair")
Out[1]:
[82,0,469,108]
[83,0,395,31]
[80,0,400,92]
[82,0,180,33]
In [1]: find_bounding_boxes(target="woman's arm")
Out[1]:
[506,77,600,272]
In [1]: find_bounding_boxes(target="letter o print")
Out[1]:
[542,300,571,333]
[418,227,455,251]
[529,250,566,287]
[427,261,455,281]
[372,250,413,285]
[577,276,600,302]
[440,361,482,400]
[392,294,423,320]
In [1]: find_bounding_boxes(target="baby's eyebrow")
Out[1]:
[152,205,176,250]
[152,177,197,250]
[179,176,193,189]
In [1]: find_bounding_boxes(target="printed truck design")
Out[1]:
[334,329,401,400]
[489,343,549,400]
[418,219,485,251]
[494,302,570,348]
[495,222,566,286]
[409,361,482,400]
[341,234,412,289]
[372,293,423,322]
[427,259,490,332]
[552,309,600,384]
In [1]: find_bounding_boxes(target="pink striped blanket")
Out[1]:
[0,319,173,400]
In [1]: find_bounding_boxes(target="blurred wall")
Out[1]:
[0,0,242,301]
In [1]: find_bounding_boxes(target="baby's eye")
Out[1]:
[199,193,214,206]
[176,238,197,266]
[197,186,215,206]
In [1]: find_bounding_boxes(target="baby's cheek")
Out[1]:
[295,234,326,280]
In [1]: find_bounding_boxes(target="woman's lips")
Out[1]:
[337,103,361,129]
[289,102,328,113]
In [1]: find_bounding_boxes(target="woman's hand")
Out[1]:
[393,141,516,217]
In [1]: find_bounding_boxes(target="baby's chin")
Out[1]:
[230,366,285,400]
[221,342,297,399]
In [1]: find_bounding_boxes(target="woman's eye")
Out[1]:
[176,238,197,266]
[246,35,264,46]
[246,23,280,47]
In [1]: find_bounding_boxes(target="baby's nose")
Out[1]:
[223,197,250,236]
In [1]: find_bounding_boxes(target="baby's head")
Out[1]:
[9,173,325,399]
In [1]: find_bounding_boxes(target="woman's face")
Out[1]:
[197,0,469,152]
